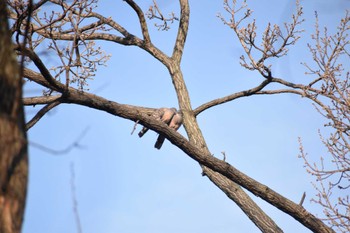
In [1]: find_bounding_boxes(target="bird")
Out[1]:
[138,107,176,137]
[154,110,183,149]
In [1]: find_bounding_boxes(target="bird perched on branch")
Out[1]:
[154,110,183,149]
[138,107,176,137]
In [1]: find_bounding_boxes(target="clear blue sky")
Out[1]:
[22,0,349,232]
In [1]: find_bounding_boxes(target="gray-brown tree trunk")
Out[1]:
[0,1,28,233]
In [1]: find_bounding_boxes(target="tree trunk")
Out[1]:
[0,1,29,233]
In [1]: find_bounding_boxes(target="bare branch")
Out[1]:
[299,192,306,206]
[18,46,66,91]
[26,100,61,131]
[124,0,151,42]
[218,0,304,78]
[146,0,179,31]
[172,0,189,63]
[23,95,62,105]
[194,79,271,116]
[298,11,350,232]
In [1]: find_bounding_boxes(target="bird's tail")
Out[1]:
[154,135,165,149]
[138,127,149,137]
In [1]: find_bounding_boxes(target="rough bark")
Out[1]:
[168,64,283,232]
[203,168,283,233]
[0,1,28,233]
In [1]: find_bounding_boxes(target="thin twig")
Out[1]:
[299,192,306,206]
[26,100,61,130]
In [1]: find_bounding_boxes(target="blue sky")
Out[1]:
[22,0,349,232]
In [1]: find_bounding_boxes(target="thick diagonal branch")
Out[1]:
[203,167,283,233]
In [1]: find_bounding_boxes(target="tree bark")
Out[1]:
[203,168,283,233]
[0,1,28,233]
[168,63,283,232]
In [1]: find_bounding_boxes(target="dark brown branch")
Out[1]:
[23,67,53,88]
[84,11,132,37]
[124,0,151,43]
[24,68,158,117]
[35,24,172,67]
[194,79,271,116]
[270,77,340,102]
[31,7,172,68]
[26,100,60,130]
[18,47,65,91]
[57,20,104,35]
[36,30,143,46]
[194,74,343,117]
[23,95,62,105]
[255,88,330,110]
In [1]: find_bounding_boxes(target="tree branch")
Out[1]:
[124,0,151,43]
[18,47,65,92]
[146,0,179,31]
[26,100,61,131]
[202,167,283,233]
[194,79,271,116]
[23,95,62,105]
[172,0,189,63]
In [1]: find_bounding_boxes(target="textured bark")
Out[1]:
[203,168,283,233]
[0,1,28,233]
[169,64,283,233]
